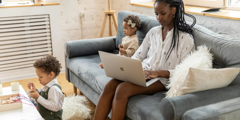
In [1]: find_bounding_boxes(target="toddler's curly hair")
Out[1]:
[33,55,62,77]
[124,15,141,30]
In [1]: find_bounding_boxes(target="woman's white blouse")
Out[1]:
[132,26,195,77]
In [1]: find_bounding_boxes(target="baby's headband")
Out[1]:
[127,20,136,29]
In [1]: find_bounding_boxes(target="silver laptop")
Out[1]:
[98,51,159,87]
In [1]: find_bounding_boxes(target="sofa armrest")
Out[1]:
[65,36,116,58]
[183,97,240,120]
[160,85,240,120]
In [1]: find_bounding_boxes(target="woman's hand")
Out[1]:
[144,70,159,79]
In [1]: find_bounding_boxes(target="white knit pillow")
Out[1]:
[166,45,213,98]
[177,67,240,96]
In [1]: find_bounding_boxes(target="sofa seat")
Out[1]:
[66,54,111,94]
[126,92,166,120]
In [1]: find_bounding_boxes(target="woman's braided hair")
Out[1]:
[155,0,196,60]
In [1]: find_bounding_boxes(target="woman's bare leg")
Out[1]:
[111,81,166,120]
[93,79,123,120]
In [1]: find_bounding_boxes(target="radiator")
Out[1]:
[0,5,64,82]
[0,14,53,72]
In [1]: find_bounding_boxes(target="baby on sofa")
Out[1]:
[100,15,141,68]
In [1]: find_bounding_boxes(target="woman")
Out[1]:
[94,0,196,120]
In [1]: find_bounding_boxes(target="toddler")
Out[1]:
[100,15,141,68]
[27,55,64,120]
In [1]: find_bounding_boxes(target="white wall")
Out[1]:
[111,0,240,40]
[55,0,116,42]
[2,0,115,41]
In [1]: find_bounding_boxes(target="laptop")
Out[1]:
[98,51,160,87]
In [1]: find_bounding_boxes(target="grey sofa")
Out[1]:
[65,11,240,120]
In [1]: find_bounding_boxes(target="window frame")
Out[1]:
[225,0,240,10]
[184,0,240,10]
[184,0,224,8]
[130,0,153,3]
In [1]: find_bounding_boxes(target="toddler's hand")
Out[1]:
[99,63,104,69]
[27,81,36,91]
[119,48,127,55]
[118,44,123,49]
[29,89,40,100]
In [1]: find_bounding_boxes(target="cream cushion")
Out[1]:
[177,67,240,96]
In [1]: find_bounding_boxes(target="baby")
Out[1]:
[119,15,141,57]
[27,55,64,120]
[100,15,141,68]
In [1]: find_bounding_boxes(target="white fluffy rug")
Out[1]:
[62,95,91,120]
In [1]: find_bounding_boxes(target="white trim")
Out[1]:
[225,6,240,10]
[0,68,65,83]
[130,0,153,3]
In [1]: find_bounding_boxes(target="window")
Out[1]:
[229,0,240,6]
[1,0,34,5]
[184,0,240,10]
[184,0,224,8]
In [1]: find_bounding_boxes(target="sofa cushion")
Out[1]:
[126,92,166,120]
[116,11,160,49]
[65,37,116,58]
[66,54,112,94]
[192,24,240,85]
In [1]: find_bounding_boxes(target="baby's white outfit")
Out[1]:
[120,34,139,57]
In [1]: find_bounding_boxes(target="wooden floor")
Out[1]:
[2,73,110,120]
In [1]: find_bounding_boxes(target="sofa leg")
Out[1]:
[73,85,83,95]
[73,85,77,95]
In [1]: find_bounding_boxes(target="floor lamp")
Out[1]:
[99,0,118,37]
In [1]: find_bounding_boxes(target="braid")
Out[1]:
[155,0,196,60]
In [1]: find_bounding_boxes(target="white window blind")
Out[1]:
[184,0,224,8]
[0,14,52,72]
